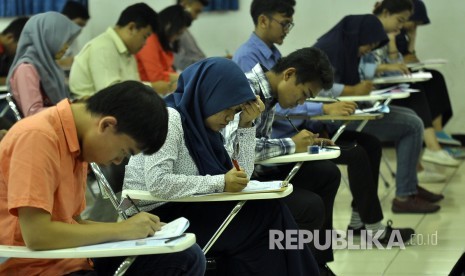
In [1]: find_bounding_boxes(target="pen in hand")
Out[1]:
[285,115,299,133]
[232,159,241,171]
[126,195,141,213]
[232,141,241,171]
[165,233,186,244]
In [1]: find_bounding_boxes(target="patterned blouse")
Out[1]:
[123,107,257,213]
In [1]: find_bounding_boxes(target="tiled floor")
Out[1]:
[328,148,465,276]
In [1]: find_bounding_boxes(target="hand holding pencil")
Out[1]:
[224,165,248,192]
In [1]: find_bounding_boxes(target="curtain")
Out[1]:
[0,0,87,17]
[204,0,239,11]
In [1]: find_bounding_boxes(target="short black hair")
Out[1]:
[85,81,168,155]
[272,47,334,90]
[61,1,90,20]
[116,3,159,34]
[177,0,210,6]
[158,5,192,52]
[1,17,29,41]
[373,0,413,16]
[250,0,294,26]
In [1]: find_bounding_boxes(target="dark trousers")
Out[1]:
[423,69,453,126]
[333,131,383,224]
[253,160,340,265]
[395,69,452,129]
[394,83,433,128]
[92,244,206,276]
[151,199,319,275]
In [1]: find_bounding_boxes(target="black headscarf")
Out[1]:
[313,14,388,85]
[164,58,256,175]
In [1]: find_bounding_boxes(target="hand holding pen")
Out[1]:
[291,129,319,153]
[225,142,248,192]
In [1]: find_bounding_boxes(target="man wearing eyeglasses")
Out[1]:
[233,0,294,71]
[232,1,341,275]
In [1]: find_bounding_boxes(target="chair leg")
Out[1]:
[382,155,396,178]
[202,201,246,254]
[114,256,137,276]
[379,171,390,188]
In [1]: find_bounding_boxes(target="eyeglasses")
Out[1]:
[269,17,295,31]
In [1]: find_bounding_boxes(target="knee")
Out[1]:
[185,244,207,275]
[406,113,425,136]
[288,191,326,230]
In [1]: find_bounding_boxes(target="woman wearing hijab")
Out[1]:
[313,14,444,214]
[123,57,319,275]
[7,12,81,117]
[362,0,460,170]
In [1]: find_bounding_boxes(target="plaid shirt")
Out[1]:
[223,63,295,162]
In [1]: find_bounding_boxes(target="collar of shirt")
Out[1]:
[107,27,131,57]
[248,63,278,107]
[56,99,81,158]
[249,32,281,63]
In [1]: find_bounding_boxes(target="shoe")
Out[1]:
[436,131,462,146]
[377,220,415,245]
[348,222,415,245]
[417,185,444,203]
[318,264,336,276]
[444,147,465,159]
[417,169,446,183]
[422,148,460,167]
[392,196,440,214]
[347,225,364,236]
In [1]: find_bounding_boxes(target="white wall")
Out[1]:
[1,0,463,132]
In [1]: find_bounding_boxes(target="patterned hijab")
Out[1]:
[313,14,388,85]
[7,12,81,104]
[164,57,256,175]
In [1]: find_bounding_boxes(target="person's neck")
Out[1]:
[264,70,279,99]
[71,103,91,145]
[253,30,274,48]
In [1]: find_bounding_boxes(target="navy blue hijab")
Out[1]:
[313,14,388,85]
[164,57,256,176]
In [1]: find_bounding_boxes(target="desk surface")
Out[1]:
[123,184,293,202]
[0,233,196,259]
[280,113,384,121]
[309,91,410,102]
[407,59,447,70]
[372,72,432,84]
[256,148,340,165]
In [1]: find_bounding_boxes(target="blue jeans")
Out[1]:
[346,105,424,196]
[92,244,206,275]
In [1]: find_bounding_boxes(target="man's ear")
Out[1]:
[283,67,296,81]
[258,14,269,28]
[127,22,137,35]
[97,116,118,134]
